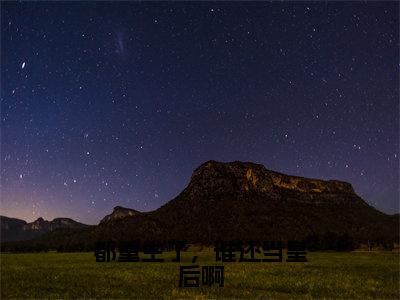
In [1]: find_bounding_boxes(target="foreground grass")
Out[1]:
[1,250,399,299]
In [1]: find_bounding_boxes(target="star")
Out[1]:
[1,1,397,224]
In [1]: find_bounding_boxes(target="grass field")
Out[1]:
[1,250,399,299]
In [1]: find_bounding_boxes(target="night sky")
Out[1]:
[1,2,398,225]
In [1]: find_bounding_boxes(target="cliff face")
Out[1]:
[186,161,275,195]
[187,160,355,196]
[270,171,354,194]
[99,206,141,224]
[182,160,362,209]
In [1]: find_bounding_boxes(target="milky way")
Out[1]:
[1,2,398,224]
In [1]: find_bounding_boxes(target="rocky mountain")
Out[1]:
[0,216,29,241]
[100,206,141,224]
[2,161,398,251]
[0,215,90,242]
[93,160,399,245]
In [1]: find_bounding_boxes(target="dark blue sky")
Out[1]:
[1,2,398,224]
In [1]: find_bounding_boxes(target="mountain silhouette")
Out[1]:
[1,161,398,251]
[0,216,90,242]
[93,160,398,244]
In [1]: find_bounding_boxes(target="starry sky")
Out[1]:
[1,2,398,225]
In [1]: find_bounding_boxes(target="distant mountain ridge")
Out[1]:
[1,161,399,250]
[0,216,90,242]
